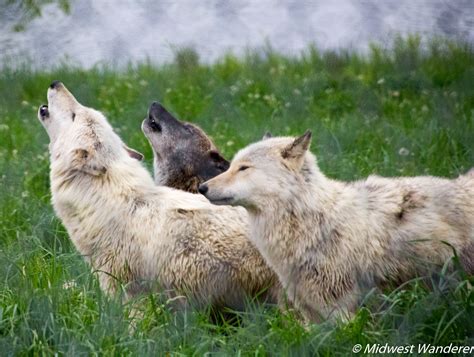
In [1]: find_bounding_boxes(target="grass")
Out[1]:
[0,36,473,355]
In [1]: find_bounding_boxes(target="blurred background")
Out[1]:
[1,0,473,68]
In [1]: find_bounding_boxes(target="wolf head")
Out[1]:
[200,131,317,211]
[38,81,143,176]
[142,102,229,192]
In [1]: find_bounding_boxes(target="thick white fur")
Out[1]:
[203,133,474,321]
[38,83,279,309]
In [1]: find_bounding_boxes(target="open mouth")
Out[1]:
[146,117,162,132]
[142,117,161,134]
[39,104,49,119]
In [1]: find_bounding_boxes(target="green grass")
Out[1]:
[0,36,473,355]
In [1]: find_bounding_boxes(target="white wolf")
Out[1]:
[200,131,474,321]
[37,81,279,310]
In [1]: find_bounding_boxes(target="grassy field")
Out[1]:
[0,37,473,355]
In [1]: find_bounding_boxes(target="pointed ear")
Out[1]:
[281,130,312,160]
[209,150,230,171]
[262,131,273,140]
[123,144,144,161]
[72,148,107,176]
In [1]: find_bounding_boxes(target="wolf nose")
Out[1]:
[150,101,161,110]
[50,80,62,89]
[149,101,164,117]
[198,184,208,195]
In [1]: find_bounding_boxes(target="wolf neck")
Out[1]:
[153,157,167,186]
[248,170,344,277]
[51,157,155,264]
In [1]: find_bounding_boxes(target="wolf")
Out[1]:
[37,81,279,310]
[140,102,285,310]
[200,131,474,321]
[142,103,229,193]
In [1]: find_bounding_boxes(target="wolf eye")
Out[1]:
[238,165,250,172]
[72,112,76,121]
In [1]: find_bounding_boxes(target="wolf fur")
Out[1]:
[37,82,279,309]
[201,131,474,321]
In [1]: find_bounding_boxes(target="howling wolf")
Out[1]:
[142,103,229,193]
[37,81,279,310]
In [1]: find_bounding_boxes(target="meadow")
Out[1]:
[0,37,473,355]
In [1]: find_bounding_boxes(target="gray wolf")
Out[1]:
[142,103,229,193]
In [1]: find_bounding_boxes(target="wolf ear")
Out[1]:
[281,130,312,160]
[71,148,107,176]
[123,145,144,161]
[209,150,230,171]
[262,131,273,140]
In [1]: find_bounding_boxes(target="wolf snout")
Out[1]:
[198,184,208,195]
[49,80,63,90]
[148,101,180,126]
[148,101,166,118]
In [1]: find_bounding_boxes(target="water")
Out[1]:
[1,0,473,68]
